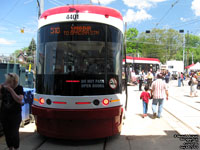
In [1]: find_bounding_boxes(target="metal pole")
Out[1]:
[124,22,128,111]
[40,0,44,14]
[183,33,185,72]
[192,52,194,64]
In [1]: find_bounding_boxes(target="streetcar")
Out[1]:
[124,56,160,74]
[32,5,124,139]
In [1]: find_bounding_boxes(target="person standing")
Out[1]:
[0,73,24,150]
[140,85,151,118]
[138,70,145,91]
[151,74,168,118]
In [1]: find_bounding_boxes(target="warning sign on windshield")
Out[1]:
[109,78,117,89]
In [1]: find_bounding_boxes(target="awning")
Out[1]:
[185,63,195,69]
[190,62,200,70]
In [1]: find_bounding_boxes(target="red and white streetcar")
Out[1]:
[32,5,124,139]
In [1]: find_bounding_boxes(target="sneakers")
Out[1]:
[142,114,148,118]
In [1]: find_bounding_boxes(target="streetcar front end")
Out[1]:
[32,5,124,139]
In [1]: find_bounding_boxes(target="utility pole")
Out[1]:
[179,30,185,72]
[124,22,128,111]
[192,52,194,64]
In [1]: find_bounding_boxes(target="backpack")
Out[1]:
[188,77,192,86]
[1,87,15,110]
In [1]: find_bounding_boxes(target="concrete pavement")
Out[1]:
[0,81,199,150]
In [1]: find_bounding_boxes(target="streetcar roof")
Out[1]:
[123,56,160,64]
[38,5,124,32]
[40,5,123,21]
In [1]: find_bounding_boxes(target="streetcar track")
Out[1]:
[169,95,200,112]
[163,107,200,135]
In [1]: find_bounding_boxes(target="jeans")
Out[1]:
[143,101,148,114]
[139,80,143,91]
[152,99,164,117]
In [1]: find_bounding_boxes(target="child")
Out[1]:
[140,85,151,118]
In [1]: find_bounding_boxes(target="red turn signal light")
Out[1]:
[39,98,45,105]
[102,98,109,106]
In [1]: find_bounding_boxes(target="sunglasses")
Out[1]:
[8,73,14,78]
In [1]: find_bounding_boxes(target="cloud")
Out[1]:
[0,38,16,45]
[124,9,152,23]
[191,0,200,16]
[180,17,188,22]
[123,0,167,9]
[91,0,116,5]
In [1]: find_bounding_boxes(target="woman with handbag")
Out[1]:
[0,73,24,150]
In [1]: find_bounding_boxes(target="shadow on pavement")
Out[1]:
[136,113,155,119]
[106,130,187,150]
[1,130,195,150]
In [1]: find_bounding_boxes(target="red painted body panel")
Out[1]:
[40,5,123,20]
[32,105,123,139]
[124,56,160,62]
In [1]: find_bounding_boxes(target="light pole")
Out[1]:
[179,29,185,72]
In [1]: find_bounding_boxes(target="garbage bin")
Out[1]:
[21,88,35,127]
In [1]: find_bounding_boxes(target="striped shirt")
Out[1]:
[151,79,167,99]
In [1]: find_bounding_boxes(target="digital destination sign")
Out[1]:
[50,25,100,36]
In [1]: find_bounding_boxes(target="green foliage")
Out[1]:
[125,28,139,55]
[137,28,183,64]
[11,38,36,70]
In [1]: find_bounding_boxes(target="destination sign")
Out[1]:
[50,25,100,36]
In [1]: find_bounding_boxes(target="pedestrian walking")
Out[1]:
[151,74,168,118]
[140,85,151,118]
[138,70,145,91]
[180,72,184,86]
[165,70,170,84]
[189,74,198,97]
[0,73,24,150]
[146,71,153,88]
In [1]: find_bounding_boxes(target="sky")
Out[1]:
[0,0,200,55]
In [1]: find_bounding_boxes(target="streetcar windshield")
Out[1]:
[36,22,123,96]
[43,41,121,75]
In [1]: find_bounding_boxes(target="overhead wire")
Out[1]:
[0,0,22,23]
[155,0,180,28]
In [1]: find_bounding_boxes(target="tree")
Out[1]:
[185,34,200,65]
[125,28,139,55]
[27,38,36,56]
[11,38,36,70]
[138,28,183,64]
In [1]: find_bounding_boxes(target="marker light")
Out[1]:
[39,98,45,105]
[53,101,67,104]
[66,80,80,83]
[102,98,109,106]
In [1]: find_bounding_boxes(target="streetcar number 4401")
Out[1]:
[66,14,79,20]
